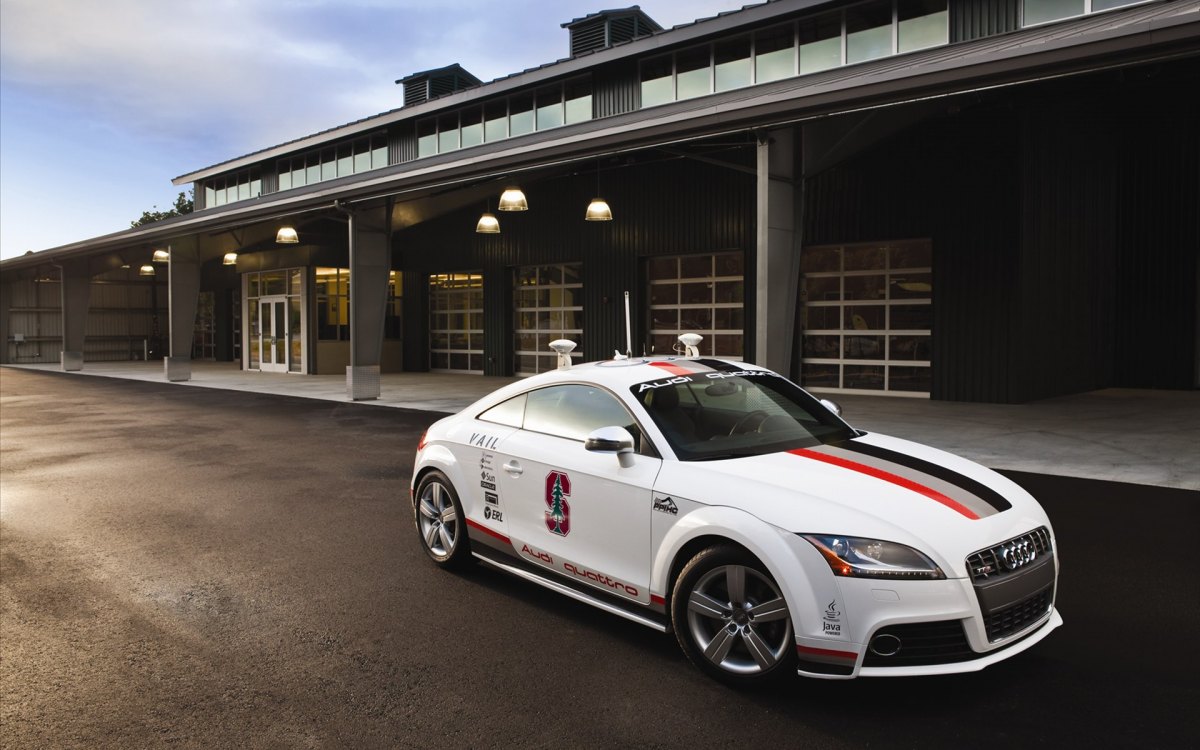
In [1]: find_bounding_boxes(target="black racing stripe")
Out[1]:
[838,439,1012,513]
[693,359,742,372]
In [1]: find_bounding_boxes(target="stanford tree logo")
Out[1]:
[545,471,571,536]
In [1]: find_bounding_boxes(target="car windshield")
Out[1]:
[630,368,855,461]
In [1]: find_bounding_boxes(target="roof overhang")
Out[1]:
[6,1,1197,276]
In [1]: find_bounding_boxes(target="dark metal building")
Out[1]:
[3,0,1197,403]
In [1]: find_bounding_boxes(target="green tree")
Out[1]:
[131,190,194,227]
[548,474,566,534]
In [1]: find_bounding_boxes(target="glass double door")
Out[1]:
[257,296,290,373]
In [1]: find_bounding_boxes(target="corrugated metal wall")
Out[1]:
[395,157,755,374]
[593,61,640,119]
[804,64,1199,403]
[4,273,169,363]
[392,127,417,165]
[950,0,1019,42]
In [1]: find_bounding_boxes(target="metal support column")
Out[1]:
[59,259,92,371]
[346,204,391,400]
[0,281,11,365]
[165,236,201,382]
[754,127,801,376]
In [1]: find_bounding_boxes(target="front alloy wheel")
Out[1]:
[672,545,795,685]
[414,471,470,569]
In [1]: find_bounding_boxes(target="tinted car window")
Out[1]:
[632,369,855,460]
[524,385,638,442]
[478,393,527,427]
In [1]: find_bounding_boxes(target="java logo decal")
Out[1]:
[545,471,572,536]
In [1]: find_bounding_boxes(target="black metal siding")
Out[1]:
[951,0,1020,43]
[392,128,416,165]
[804,63,1199,403]
[396,157,755,374]
[593,61,640,119]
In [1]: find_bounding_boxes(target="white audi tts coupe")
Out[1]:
[411,342,1061,685]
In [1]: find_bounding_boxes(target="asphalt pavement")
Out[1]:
[1,368,1197,748]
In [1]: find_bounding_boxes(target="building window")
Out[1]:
[1023,0,1142,26]
[800,241,932,396]
[203,167,261,208]
[278,134,388,192]
[637,1,949,110]
[515,264,583,375]
[315,267,349,341]
[386,271,403,340]
[648,251,744,359]
[429,273,484,373]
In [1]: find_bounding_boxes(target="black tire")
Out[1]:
[413,470,472,569]
[671,545,796,686]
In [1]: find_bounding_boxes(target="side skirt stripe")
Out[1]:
[466,518,510,544]
[790,448,980,520]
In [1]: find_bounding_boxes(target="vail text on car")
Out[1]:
[411,336,1061,685]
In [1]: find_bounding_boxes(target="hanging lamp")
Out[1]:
[222,252,238,265]
[585,160,612,221]
[497,186,528,211]
[476,197,500,234]
[139,264,156,276]
[276,226,299,244]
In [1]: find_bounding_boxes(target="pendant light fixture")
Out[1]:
[222,252,238,265]
[476,198,500,234]
[585,159,613,221]
[152,248,170,262]
[276,226,299,244]
[139,264,156,276]
[497,186,528,212]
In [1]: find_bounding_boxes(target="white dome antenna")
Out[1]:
[549,339,577,369]
[677,333,703,358]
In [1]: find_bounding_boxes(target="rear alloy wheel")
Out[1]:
[414,471,471,569]
[671,545,795,685]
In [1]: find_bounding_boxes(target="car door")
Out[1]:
[495,384,661,604]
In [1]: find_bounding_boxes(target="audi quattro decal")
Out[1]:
[517,543,640,599]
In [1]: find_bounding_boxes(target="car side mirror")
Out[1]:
[585,426,637,469]
[819,398,843,418]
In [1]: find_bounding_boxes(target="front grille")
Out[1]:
[862,620,975,667]
[983,587,1053,642]
[967,527,1053,583]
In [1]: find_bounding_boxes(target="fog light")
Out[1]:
[869,633,902,657]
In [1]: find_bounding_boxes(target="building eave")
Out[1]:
[9,1,1196,277]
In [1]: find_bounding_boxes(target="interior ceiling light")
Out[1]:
[585,160,612,221]
[152,248,170,262]
[585,198,613,222]
[276,226,299,244]
[222,252,238,265]
[497,187,528,212]
[475,212,500,234]
[139,264,156,276]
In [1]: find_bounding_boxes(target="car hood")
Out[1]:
[655,431,1053,577]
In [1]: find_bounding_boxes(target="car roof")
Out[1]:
[475,357,772,407]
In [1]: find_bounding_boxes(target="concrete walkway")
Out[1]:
[4,361,1198,491]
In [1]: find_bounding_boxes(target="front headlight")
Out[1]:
[802,535,944,580]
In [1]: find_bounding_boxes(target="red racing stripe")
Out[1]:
[789,448,980,520]
[796,644,858,661]
[651,594,666,606]
[466,518,510,543]
[649,361,693,377]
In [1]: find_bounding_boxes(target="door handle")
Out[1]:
[502,460,523,477]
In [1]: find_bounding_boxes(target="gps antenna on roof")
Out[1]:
[549,339,577,369]
[678,333,702,358]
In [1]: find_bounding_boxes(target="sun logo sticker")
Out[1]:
[545,471,571,536]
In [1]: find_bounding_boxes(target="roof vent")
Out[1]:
[562,6,662,58]
[396,64,483,107]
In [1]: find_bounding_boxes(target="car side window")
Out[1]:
[523,385,638,443]
[478,393,527,427]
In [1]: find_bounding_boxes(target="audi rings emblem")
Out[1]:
[999,539,1036,570]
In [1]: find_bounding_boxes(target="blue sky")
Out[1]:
[0,0,739,260]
